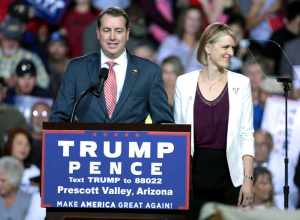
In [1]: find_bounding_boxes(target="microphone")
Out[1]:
[70,68,109,122]
[247,38,295,82]
[93,67,109,97]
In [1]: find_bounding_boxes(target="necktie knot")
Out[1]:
[106,61,116,69]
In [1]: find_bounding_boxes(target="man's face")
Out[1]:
[254,132,271,163]
[96,14,129,59]
[0,36,19,57]
[31,103,50,134]
[47,41,68,61]
[16,74,36,95]
[245,63,263,90]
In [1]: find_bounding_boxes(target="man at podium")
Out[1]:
[50,7,173,124]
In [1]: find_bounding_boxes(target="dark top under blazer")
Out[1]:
[50,52,174,123]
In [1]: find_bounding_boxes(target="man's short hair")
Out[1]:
[286,1,300,21]
[97,7,129,29]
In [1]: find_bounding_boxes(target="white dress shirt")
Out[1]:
[101,50,128,102]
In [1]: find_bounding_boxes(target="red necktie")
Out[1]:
[104,61,117,118]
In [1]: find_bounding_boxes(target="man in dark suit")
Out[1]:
[50,7,173,123]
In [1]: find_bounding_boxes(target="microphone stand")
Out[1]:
[70,85,97,123]
[248,38,295,209]
[277,77,292,209]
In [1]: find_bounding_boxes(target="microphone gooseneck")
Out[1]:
[70,68,109,122]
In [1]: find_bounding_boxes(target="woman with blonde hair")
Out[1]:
[174,23,254,217]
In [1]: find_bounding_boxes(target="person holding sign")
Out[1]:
[174,23,254,217]
[50,7,173,124]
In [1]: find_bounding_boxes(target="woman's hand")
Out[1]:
[238,179,254,207]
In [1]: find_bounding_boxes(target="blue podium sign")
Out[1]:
[41,126,190,210]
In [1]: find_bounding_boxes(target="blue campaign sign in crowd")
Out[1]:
[24,0,70,24]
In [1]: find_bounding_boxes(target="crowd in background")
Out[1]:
[1,0,300,219]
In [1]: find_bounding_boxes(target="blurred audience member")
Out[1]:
[0,77,27,152]
[0,0,10,22]
[138,0,176,44]
[243,57,266,91]
[7,0,48,60]
[254,130,273,167]
[82,20,99,55]
[126,3,150,52]
[253,166,275,208]
[6,59,51,104]
[7,1,33,23]
[246,0,283,43]
[62,0,98,57]
[161,56,184,109]
[259,76,284,105]
[243,57,266,130]
[280,37,300,100]
[133,41,156,62]
[23,22,50,66]
[227,13,249,72]
[156,6,203,72]
[46,32,69,98]
[190,0,237,23]
[264,1,300,75]
[0,156,31,220]
[0,17,49,89]
[3,128,40,194]
[30,102,51,168]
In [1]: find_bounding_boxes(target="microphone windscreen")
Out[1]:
[99,68,109,80]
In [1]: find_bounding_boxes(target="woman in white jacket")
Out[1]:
[174,23,255,217]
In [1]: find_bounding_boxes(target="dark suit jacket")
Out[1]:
[50,52,173,123]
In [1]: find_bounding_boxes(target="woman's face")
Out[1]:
[11,133,31,161]
[0,170,15,196]
[254,173,273,203]
[162,63,178,90]
[206,34,235,69]
[184,9,202,35]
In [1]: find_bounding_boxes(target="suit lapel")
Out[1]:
[227,71,238,151]
[87,53,108,118]
[186,71,199,124]
[112,54,139,118]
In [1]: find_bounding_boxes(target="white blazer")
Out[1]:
[174,70,254,187]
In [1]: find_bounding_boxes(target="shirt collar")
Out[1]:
[100,49,127,67]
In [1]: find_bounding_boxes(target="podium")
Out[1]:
[42,123,191,220]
